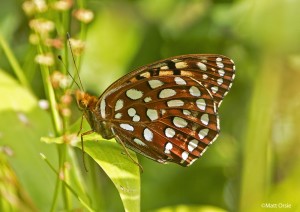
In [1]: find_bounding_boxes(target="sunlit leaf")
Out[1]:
[42,132,141,212]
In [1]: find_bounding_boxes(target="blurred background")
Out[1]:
[1,0,300,211]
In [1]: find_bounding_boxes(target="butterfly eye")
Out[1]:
[78,54,235,167]
[75,90,85,108]
[75,98,83,108]
[78,100,84,109]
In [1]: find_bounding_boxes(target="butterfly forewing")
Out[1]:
[102,54,235,107]
[91,54,235,166]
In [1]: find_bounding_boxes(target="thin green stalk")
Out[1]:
[50,168,62,212]
[39,64,61,135]
[60,144,71,211]
[37,45,67,211]
[0,33,30,90]
[39,62,63,211]
[40,153,94,212]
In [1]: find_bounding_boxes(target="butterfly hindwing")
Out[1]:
[102,74,219,166]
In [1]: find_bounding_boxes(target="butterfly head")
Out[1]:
[76,90,98,131]
[76,90,98,111]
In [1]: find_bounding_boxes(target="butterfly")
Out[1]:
[76,54,235,167]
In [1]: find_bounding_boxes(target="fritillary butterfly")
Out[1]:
[76,54,235,167]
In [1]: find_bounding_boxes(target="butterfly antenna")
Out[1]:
[57,55,82,90]
[66,32,84,91]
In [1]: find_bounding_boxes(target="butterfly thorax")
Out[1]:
[76,90,114,139]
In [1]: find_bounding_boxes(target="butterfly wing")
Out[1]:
[96,54,235,166]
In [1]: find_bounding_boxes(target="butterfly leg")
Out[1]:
[117,137,144,173]
[80,130,94,172]
[77,114,84,136]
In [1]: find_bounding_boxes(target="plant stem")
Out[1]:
[0,33,30,90]
[41,153,94,212]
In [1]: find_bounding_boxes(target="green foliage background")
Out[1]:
[1,0,300,211]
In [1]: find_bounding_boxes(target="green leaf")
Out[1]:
[0,70,58,210]
[42,133,141,212]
